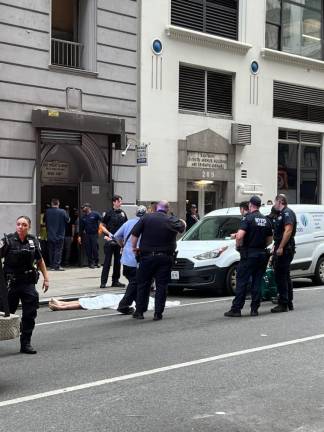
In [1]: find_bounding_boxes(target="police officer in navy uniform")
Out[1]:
[131,200,186,320]
[271,194,297,313]
[224,196,273,317]
[78,203,108,268]
[1,216,49,354]
[100,195,128,288]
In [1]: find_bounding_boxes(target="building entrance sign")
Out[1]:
[187,152,227,169]
[137,144,149,166]
[41,161,69,183]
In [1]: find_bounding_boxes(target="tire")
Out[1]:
[312,256,324,285]
[225,264,238,296]
[168,286,184,295]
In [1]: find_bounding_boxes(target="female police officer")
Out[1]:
[1,216,49,354]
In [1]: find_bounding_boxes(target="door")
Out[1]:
[79,181,113,265]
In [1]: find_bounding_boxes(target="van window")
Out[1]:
[183,216,241,241]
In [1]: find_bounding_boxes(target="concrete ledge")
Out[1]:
[166,25,252,54]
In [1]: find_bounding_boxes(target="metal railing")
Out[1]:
[51,38,83,69]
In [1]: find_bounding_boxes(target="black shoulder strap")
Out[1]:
[124,229,133,245]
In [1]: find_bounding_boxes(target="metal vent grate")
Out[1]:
[179,65,205,112]
[207,71,232,115]
[300,132,321,143]
[274,81,324,124]
[40,130,82,145]
[287,131,299,141]
[231,123,251,145]
[241,169,248,179]
[171,0,238,40]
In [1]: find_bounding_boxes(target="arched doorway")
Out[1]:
[40,132,112,265]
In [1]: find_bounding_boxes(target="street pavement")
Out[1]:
[37,266,129,303]
[1,277,324,431]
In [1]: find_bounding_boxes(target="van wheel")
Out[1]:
[225,264,238,295]
[312,256,324,285]
[168,286,184,295]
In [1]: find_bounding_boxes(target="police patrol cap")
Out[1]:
[249,195,261,207]
[81,202,91,209]
[136,205,147,217]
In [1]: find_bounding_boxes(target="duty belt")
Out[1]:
[141,251,172,256]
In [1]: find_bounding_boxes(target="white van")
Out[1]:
[168,205,324,295]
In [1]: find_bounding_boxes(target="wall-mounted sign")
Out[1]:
[41,161,69,183]
[187,152,227,169]
[137,144,148,166]
[48,110,59,117]
[92,185,100,195]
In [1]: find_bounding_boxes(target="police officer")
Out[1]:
[224,196,273,317]
[131,200,186,320]
[1,216,49,354]
[271,194,297,312]
[100,195,128,288]
[78,203,107,269]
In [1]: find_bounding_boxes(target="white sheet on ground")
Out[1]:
[79,293,180,311]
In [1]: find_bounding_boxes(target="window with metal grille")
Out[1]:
[171,0,238,40]
[179,65,233,116]
[274,81,324,124]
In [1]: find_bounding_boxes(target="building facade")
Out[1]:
[0,0,138,234]
[139,0,324,218]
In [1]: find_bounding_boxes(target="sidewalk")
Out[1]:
[36,266,128,305]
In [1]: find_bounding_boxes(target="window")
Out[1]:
[179,65,233,116]
[274,81,324,124]
[51,0,96,71]
[171,0,238,40]
[182,216,241,241]
[278,130,321,204]
[266,0,323,60]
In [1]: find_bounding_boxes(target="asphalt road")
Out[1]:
[1,282,324,432]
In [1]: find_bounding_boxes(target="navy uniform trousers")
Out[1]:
[8,282,39,344]
[84,234,99,266]
[273,249,294,305]
[232,253,267,312]
[136,254,173,315]
[101,241,122,286]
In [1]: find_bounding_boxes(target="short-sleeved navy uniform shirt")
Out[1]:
[239,210,273,253]
[1,233,42,274]
[79,211,102,235]
[131,211,185,254]
[274,206,297,249]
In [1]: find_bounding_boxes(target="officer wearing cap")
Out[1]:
[271,194,297,312]
[113,205,147,314]
[131,200,186,320]
[224,196,273,317]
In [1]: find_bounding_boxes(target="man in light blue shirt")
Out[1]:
[113,205,147,314]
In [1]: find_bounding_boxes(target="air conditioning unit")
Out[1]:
[231,123,251,145]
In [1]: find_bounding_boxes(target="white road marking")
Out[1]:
[1,332,324,408]
[36,286,323,327]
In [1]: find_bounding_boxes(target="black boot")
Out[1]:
[20,336,37,354]
[271,304,288,313]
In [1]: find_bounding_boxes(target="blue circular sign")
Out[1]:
[250,60,259,74]
[152,39,163,55]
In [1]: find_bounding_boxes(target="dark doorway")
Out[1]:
[41,184,78,212]
[41,184,79,267]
